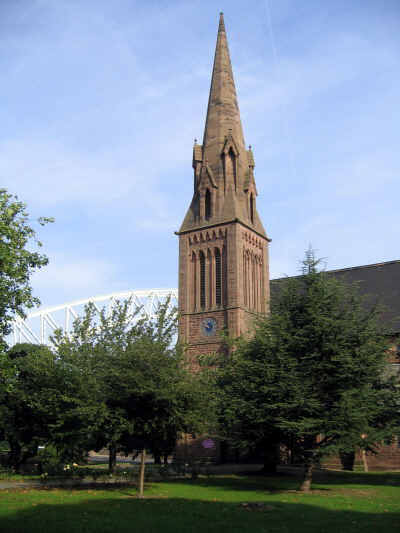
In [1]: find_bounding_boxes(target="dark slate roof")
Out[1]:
[270,260,400,333]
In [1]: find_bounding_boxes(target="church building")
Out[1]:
[176,13,400,469]
[177,13,270,359]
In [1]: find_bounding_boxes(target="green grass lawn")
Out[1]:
[0,469,399,533]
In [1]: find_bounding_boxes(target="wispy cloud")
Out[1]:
[1,0,399,308]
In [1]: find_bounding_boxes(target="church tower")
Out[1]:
[177,13,271,358]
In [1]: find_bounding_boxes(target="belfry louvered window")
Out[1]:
[200,251,206,308]
[215,248,221,306]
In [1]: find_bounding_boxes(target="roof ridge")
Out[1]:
[271,258,400,281]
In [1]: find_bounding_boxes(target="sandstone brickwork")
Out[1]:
[176,13,271,358]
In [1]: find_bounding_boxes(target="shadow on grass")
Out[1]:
[295,467,400,489]
[2,467,399,495]
[156,468,400,495]
[1,494,399,533]
[235,466,400,489]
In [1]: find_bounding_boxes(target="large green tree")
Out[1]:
[216,250,400,491]
[0,189,53,345]
[52,298,209,475]
[0,343,67,471]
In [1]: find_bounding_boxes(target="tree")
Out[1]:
[0,343,63,471]
[0,189,53,346]
[217,249,400,491]
[52,297,209,482]
[214,336,286,473]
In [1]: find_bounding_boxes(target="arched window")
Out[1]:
[222,245,227,306]
[208,249,212,308]
[192,252,197,311]
[252,254,256,310]
[223,148,237,190]
[250,193,254,224]
[200,251,206,308]
[205,189,211,220]
[215,248,221,306]
[243,250,247,307]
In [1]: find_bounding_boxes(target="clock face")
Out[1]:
[201,317,217,337]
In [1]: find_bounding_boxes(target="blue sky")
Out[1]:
[1,0,399,310]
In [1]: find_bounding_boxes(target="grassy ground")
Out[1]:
[0,469,399,533]
[0,471,40,482]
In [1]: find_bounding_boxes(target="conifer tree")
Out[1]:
[217,249,400,491]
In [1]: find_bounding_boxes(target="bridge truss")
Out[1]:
[11,288,178,347]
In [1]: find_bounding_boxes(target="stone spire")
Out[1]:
[178,13,268,239]
[202,12,246,170]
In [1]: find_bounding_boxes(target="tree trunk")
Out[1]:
[339,450,355,471]
[262,443,280,474]
[219,440,228,464]
[108,444,117,473]
[153,450,161,465]
[299,460,313,492]
[138,448,146,498]
[262,458,277,474]
[361,449,369,472]
[8,440,23,473]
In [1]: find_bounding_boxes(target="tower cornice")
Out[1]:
[175,218,271,242]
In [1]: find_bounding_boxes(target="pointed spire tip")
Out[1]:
[218,12,225,30]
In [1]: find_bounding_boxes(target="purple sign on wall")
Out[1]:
[202,438,215,449]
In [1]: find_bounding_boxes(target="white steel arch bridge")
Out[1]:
[10,289,178,347]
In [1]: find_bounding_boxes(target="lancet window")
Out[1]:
[223,148,237,190]
[200,251,206,308]
[250,193,254,224]
[215,248,221,306]
[243,248,263,312]
[191,252,197,311]
[205,189,211,220]
[190,246,225,311]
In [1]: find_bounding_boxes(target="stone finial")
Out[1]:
[219,12,225,31]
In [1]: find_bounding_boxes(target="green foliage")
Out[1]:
[0,189,53,343]
[0,297,211,478]
[51,297,209,473]
[36,445,69,475]
[0,343,63,471]
[216,249,400,487]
